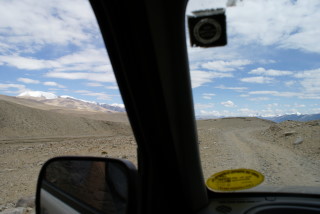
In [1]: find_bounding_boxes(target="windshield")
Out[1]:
[187,0,320,193]
[0,0,135,211]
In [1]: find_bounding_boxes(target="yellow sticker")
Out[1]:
[206,168,264,192]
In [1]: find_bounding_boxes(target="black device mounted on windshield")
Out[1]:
[188,9,227,48]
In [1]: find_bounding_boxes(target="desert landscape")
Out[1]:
[1,95,320,213]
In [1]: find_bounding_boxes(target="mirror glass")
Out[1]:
[38,157,136,214]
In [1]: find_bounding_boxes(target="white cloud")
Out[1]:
[85,93,111,100]
[227,0,320,53]
[301,79,320,93]
[17,78,65,88]
[92,65,113,73]
[0,48,117,84]
[236,108,260,116]
[17,78,40,84]
[43,81,65,88]
[199,107,299,118]
[190,70,214,88]
[105,85,119,90]
[195,103,215,110]
[241,68,320,100]
[0,0,98,54]
[293,103,306,108]
[0,48,112,73]
[248,97,270,101]
[190,70,233,88]
[46,71,116,83]
[221,100,236,107]
[202,93,215,100]
[295,68,320,94]
[0,83,26,94]
[86,82,104,87]
[249,91,302,97]
[199,110,223,117]
[249,91,280,95]
[198,105,315,118]
[257,59,277,64]
[267,103,279,108]
[239,94,249,97]
[202,59,251,72]
[0,55,58,70]
[249,67,293,76]
[240,76,274,84]
[55,49,111,72]
[215,85,247,92]
[74,90,112,100]
[285,80,296,87]
[82,92,112,100]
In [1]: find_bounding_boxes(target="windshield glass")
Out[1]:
[187,0,320,193]
[0,0,135,210]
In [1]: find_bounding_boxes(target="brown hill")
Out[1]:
[0,95,128,123]
[0,99,131,139]
[0,95,60,111]
[197,117,275,130]
[40,97,114,113]
[259,120,320,156]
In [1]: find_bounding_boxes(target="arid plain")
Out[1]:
[1,95,320,212]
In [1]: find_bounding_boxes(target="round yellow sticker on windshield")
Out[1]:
[206,169,264,192]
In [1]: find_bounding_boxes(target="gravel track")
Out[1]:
[199,123,320,189]
[2,117,320,212]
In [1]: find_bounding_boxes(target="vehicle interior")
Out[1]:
[34,0,320,214]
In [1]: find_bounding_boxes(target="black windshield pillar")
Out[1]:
[90,0,208,213]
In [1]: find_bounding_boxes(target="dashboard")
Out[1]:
[199,194,320,214]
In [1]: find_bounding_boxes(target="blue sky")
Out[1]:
[0,0,119,103]
[187,0,320,117]
[0,0,319,117]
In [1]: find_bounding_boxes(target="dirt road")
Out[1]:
[1,117,320,211]
[198,119,320,190]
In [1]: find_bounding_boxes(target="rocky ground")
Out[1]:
[1,117,320,213]
[0,135,137,213]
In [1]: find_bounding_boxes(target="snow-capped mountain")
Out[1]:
[98,103,126,112]
[196,113,320,122]
[16,91,125,113]
[60,95,97,104]
[261,113,320,123]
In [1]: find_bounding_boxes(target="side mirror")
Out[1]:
[36,156,138,214]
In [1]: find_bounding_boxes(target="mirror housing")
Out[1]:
[36,156,138,214]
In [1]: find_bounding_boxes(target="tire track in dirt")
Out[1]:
[219,127,320,187]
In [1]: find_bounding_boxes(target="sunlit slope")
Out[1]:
[0,94,128,123]
[0,99,130,139]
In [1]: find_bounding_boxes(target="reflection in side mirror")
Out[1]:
[36,157,138,214]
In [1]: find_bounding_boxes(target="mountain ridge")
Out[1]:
[197,113,320,123]
[16,91,125,113]
[0,94,128,123]
[261,113,320,123]
[0,99,131,139]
